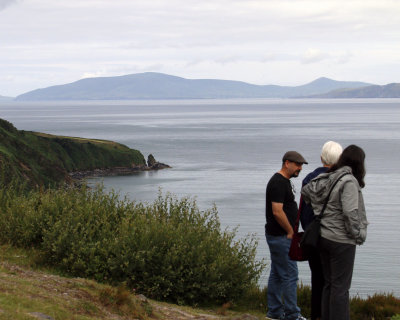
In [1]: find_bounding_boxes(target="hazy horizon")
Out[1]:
[1,0,399,96]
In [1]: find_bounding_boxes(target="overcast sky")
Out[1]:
[1,0,399,96]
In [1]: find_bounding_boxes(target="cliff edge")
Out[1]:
[0,118,169,187]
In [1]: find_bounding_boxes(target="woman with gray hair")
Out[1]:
[299,141,343,320]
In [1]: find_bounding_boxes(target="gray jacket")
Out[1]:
[301,166,368,245]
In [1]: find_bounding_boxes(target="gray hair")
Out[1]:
[321,141,343,166]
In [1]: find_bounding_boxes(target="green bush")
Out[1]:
[234,283,311,318]
[0,118,17,133]
[0,184,265,305]
[350,293,400,320]
[234,285,267,312]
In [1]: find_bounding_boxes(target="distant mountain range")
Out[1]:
[307,83,400,98]
[14,72,377,101]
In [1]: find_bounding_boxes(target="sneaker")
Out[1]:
[296,316,307,320]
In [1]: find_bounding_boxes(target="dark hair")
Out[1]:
[330,144,366,188]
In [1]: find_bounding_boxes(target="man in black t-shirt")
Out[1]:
[265,151,308,320]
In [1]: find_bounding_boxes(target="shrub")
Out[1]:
[235,283,311,318]
[236,283,400,320]
[350,293,400,320]
[235,284,267,312]
[297,283,311,318]
[0,184,265,305]
[0,118,17,133]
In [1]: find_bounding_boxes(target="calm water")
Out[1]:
[1,98,399,297]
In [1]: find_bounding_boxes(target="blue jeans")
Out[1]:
[266,234,301,320]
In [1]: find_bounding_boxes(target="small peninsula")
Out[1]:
[0,118,169,187]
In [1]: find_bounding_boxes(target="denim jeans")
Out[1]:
[266,234,301,320]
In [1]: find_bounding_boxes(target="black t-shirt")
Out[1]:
[265,172,298,236]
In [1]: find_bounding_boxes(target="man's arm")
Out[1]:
[271,202,294,239]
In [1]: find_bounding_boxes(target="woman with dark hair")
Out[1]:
[301,145,368,320]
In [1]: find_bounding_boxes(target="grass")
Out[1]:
[0,118,146,187]
[1,236,400,320]
[0,245,263,320]
[350,293,400,320]
[0,245,156,320]
[33,132,133,150]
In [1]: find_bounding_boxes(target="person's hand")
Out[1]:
[287,230,294,239]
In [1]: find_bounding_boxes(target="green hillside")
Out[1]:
[0,118,146,187]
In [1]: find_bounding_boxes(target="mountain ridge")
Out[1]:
[15,72,373,100]
[306,83,400,98]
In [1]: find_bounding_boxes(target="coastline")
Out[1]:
[68,162,171,180]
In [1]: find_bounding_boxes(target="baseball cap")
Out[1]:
[282,151,308,164]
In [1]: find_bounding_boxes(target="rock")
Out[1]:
[147,154,157,167]
[29,312,55,320]
[150,162,171,170]
[136,294,148,302]
[147,154,171,170]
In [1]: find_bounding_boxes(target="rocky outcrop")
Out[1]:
[147,154,157,167]
[69,154,170,180]
[147,154,171,170]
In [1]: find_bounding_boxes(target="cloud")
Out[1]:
[1,0,400,96]
[301,49,330,64]
[301,49,355,65]
[81,71,108,79]
[0,0,20,11]
[336,51,354,64]
[81,63,166,79]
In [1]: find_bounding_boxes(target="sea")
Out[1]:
[1,98,399,297]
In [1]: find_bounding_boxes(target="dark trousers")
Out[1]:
[308,248,324,320]
[319,237,356,320]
